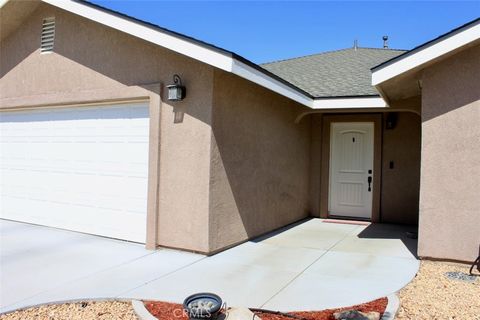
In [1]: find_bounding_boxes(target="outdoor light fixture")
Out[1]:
[386,112,397,130]
[167,74,186,101]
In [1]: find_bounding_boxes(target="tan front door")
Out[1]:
[328,122,374,219]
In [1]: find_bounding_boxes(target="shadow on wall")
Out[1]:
[357,223,418,258]
[0,2,212,125]
[209,70,312,250]
[421,45,480,123]
[380,112,421,225]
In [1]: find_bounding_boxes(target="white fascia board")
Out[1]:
[372,21,480,86]
[231,59,313,107]
[41,0,316,107]
[42,0,234,72]
[0,0,9,9]
[36,1,389,111]
[312,97,387,109]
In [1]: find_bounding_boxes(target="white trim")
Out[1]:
[41,0,316,107]
[3,0,392,110]
[0,0,9,9]
[372,20,480,85]
[312,97,386,109]
[231,59,312,106]
[42,0,233,72]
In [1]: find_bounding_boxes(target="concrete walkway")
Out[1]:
[0,218,419,313]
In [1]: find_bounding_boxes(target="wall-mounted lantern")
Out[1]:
[167,74,186,101]
[386,112,397,130]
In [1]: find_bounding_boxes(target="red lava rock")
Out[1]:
[144,298,387,320]
[144,301,188,319]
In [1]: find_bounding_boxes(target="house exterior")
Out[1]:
[0,0,478,262]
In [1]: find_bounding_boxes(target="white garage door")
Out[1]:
[0,102,149,243]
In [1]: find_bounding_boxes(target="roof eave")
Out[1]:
[371,18,480,87]
[3,0,392,110]
[39,0,316,107]
[311,96,387,109]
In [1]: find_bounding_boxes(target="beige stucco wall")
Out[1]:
[0,3,213,252]
[381,111,421,225]
[209,70,311,252]
[419,44,480,262]
[309,114,323,216]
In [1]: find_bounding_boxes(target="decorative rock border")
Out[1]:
[133,296,399,320]
[3,297,400,320]
[0,298,133,316]
[380,294,400,320]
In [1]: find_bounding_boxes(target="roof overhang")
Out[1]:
[312,97,386,109]
[38,0,318,107]
[372,18,480,102]
[0,0,391,111]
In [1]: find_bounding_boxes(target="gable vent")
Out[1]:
[41,17,55,53]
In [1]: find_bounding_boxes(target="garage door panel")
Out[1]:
[2,197,146,242]
[2,169,148,202]
[0,102,149,242]
[3,171,148,199]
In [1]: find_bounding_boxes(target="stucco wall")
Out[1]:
[381,112,421,225]
[309,114,323,216]
[209,70,311,252]
[0,3,214,252]
[419,44,480,262]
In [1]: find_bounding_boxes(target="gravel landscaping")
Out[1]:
[397,260,480,319]
[0,301,138,320]
[144,298,387,320]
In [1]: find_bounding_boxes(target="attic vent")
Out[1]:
[41,17,55,53]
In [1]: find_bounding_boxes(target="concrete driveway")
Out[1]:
[0,218,419,313]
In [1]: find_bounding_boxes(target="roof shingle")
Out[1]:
[261,48,406,98]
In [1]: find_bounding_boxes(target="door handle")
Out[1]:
[367,176,372,192]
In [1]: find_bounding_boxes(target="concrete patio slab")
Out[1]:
[1,221,151,308]
[0,220,203,313]
[263,272,399,311]
[305,251,418,282]
[123,257,300,308]
[332,224,418,259]
[0,218,419,314]
[206,241,326,273]
[263,251,420,311]
[331,237,416,259]
[260,220,359,250]
[3,249,203,311]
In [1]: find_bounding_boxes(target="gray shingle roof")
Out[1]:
[261,48,406,98]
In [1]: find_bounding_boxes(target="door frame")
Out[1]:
[320,114,382,222]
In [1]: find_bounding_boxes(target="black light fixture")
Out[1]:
[386,112,397,130]
[167,74,186,101]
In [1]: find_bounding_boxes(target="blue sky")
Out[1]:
[90,1,479,63]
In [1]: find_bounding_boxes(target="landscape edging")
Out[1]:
[381,294,400,320]
[132,300,158,320]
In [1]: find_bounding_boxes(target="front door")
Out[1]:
[328,122,374,219]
